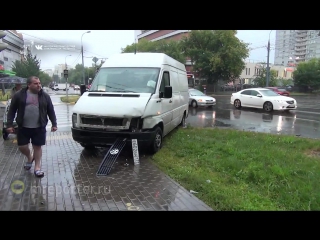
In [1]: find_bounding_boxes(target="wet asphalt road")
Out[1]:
[186,94,320,139]
[1,93,320,139]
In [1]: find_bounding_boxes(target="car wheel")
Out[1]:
[191,100,198,108]
[149,127,163,154]
[179,113,186,127]
[263,102,273,112]
[234,99,241,109]
[80,143,95,150]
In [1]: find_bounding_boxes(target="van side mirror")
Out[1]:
[80,84,87,96]
[164,86,172,98]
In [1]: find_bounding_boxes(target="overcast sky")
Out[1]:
[17,30,276,70]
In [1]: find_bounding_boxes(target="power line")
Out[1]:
[71,52,82,66]
[249,45,267,51]
[249,38,276,48]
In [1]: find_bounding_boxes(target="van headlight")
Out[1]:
[72,113,78,128]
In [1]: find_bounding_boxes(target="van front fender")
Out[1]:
[142,116,162,130]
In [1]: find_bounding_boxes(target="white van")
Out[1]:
[71,53,189,153]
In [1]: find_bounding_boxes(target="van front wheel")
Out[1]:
[149,127,163,154]
[80,143,95,151]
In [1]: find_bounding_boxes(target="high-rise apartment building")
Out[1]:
[274,30,320,67]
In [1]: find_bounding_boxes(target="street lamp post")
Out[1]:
[65,54,71,69]
[266,30,273,87]
[64,54,71,103]
[81,31,91,86]
[64,69,69,103]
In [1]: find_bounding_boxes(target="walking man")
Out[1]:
[6,76,57,178]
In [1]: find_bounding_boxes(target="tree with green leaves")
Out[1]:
[293,58,320,92]
[155,40,185,63]
[180,30,250,84]
[252,65,278,87]
[38,71,52,87]
[67,64,97,85]
[11,52,41,77]
[121,38,185,63]
[121,38,157,53]
[277,77,293,87]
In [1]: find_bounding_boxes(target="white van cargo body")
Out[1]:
[71,53,189,153]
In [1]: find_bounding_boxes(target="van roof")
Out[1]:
[101,53,186,71]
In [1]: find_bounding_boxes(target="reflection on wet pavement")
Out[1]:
[187,107,231,128]
[0,133,212,211]
[186,95,320,139]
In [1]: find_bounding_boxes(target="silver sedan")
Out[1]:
[188,88,216,108]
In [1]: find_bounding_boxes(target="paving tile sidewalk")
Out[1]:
[0,131,212,211]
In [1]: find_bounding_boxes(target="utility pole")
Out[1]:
[64,69,69,103]
[266,30,272,87]
[81,31,91,86]
[81,45,85,85]
[266,40,270,87]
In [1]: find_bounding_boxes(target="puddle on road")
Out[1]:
[213,120,231,127]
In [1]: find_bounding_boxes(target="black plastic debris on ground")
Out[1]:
[96,138,127,176]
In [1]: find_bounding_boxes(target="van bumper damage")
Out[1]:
[71,127,155,147]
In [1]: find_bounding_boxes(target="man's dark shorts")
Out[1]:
[17,127,46,146]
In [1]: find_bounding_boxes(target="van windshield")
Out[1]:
[89,67,160,93]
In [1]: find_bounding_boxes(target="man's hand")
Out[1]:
[51,126,58,132]
[6,127,14,133]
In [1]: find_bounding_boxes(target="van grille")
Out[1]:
[81,115,126,126]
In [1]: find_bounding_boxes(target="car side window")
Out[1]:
[241,90,251,95]
[251,90,259,96]
[159,71,170,94]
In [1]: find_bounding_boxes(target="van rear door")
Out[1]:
[170,69,182,128]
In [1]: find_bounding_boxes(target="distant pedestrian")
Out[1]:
[6,76,57,178]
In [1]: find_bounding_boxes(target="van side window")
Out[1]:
[159,71,170,94]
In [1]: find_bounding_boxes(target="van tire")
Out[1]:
[80,143,95,150]
[149,127,163,154]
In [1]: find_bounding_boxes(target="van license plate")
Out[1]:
[132,139,140,165]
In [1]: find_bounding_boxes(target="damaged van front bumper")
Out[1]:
[71,113,158,147]
[71,127,156,147]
